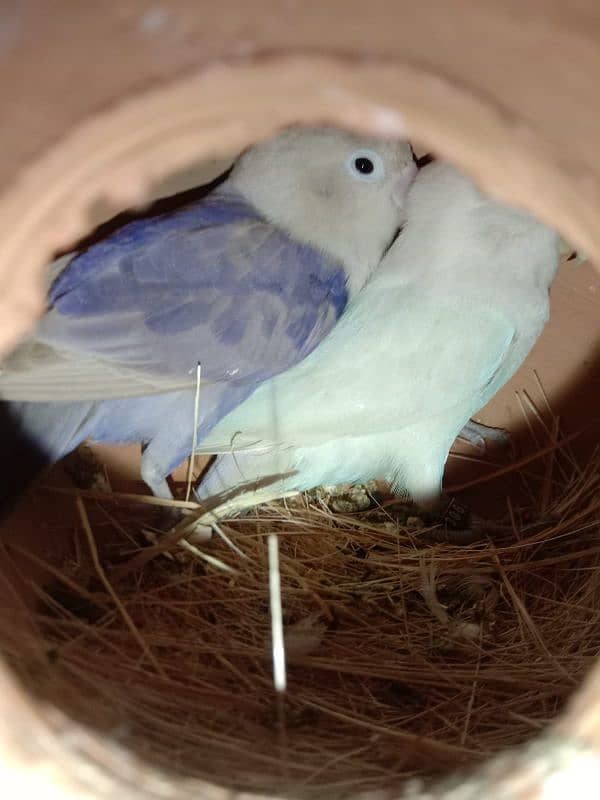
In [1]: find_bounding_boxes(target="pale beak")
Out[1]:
[392,162,418,207]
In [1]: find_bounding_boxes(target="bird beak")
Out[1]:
[559,236,588,266]
[392,162,418,207]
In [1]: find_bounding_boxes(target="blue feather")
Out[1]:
[41,187,348,384]
[1,183,351,505]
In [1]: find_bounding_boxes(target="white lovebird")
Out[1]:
[195,161,562,523]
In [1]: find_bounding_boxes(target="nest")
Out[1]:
[1,431,599,799]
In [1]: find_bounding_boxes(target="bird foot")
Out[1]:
[458,420,514,457]
[62,444,111,492]
[415,498,510,545]
[153,505,213,543]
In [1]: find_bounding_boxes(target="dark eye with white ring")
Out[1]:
[354,156,374,174]
[345,149,385,182]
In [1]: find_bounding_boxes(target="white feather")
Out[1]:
[197,162,561,511]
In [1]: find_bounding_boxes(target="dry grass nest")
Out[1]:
[1,433,600,799]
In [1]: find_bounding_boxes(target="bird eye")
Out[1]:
[354,157,374,174]
[345,150,385,182]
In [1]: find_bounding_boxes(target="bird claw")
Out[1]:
[419,498,510,545]
[443,498,472,529]
[153,506,213,543]
[459,420,514,458]
[184,520,214,544]
[63,444,111,491]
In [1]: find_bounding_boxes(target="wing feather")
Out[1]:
[1,189,347,401]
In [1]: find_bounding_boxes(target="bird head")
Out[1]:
[229,125,417,295]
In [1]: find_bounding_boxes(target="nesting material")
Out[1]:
[1,435,600,799]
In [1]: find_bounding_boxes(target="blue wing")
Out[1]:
[4,187,348,401]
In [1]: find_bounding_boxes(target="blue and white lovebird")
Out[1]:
[0,125,416,507]
[195,161,563,518]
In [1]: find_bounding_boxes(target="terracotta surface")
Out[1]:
[1,1,600,798]
[2,2,600,352]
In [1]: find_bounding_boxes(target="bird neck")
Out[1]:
[223,178,378,299]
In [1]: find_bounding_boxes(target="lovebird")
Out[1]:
[195,161,562,523]
[0,126,417,507]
